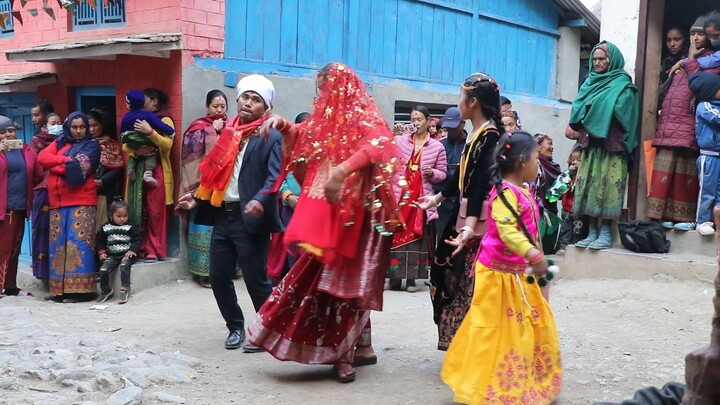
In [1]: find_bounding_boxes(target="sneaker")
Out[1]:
[696,222,715,236]
[118,290,129,305]
[556,249,566,256]
[97,289,114,303]
[673,222,696,231]
[660,221,675,230]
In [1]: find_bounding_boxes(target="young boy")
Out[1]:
[689,72,720,236]
[557,146,587,253]
[96,200,142,304]
[119,90,175,187]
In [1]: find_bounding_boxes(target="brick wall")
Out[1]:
[179,0,225,64]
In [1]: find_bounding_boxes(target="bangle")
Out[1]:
[283,193,294,202]
[460,226,474,236]
[432,194,441,207]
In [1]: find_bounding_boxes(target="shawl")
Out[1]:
[57,111,101,187]
[278,62,403,264]
[195,115,265,206]
[97,135,124,169]
[30,128,57,154]
[569,41,640,153]
[180,114,225,194]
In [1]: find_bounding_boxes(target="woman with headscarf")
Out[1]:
[249,62,403,383]
[38,112,101,302]
[535,134,562,215]
[566,41,640,250]
[88,109,124,234]
[0,116,43,298]
[178,89,228,287]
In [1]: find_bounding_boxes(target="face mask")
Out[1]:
[47,125,63,136]
[711,39,720,49]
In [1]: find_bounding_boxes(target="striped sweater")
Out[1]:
[95,221,142,257]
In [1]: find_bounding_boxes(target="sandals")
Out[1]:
[197,277,212,289]
[352,355,377,368]
[333,363,356,383]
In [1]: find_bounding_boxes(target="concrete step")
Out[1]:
[16,258,188,295]
[662,228,716,257]
[561,246,716,283]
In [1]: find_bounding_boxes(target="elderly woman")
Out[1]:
[88,109,124,233]
[124,88,175,262]
[38,112,101,302]
[387,105,447,293]
[566,41,640,250]
[178,89,228,287]
[0,117,43,298]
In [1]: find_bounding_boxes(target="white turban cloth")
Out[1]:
[236,74,275,108]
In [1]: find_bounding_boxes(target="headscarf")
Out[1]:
[281,63,401,262]
[236,74,275,107]
[56,111,100,187]
[569,41,640,153]
[0,115,16,130]
[689,72,720,101]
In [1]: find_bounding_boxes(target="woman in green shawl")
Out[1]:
[565,41,640,249]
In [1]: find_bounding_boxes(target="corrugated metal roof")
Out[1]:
[553,0,601,43]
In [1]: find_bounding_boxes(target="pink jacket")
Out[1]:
[0,144,43,220]
[394,134,447,221]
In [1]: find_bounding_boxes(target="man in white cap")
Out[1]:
[178,74,283,352]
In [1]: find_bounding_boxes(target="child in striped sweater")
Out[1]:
[95,200,142,304]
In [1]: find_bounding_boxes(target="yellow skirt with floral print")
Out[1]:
[441,261,562,404]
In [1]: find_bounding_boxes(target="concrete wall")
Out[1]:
[183,65,576,171]
[600,0,641,80]
[557,27,582,102]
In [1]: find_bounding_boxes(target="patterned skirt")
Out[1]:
[31,188,51,279]
[574,146,628,219]
[388,221,435,280]
[647,147,699,222]
[441,262,562,404]
[49,206,97,295]
[187,208,212,277]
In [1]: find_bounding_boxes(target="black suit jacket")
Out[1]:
[235,129,284,235]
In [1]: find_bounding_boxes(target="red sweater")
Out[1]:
[38,141,97,209]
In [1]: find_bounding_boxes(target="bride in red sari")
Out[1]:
[250,62,404,383]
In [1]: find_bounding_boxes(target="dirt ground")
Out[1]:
[2,274,714,405]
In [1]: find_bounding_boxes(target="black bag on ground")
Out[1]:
[617,221,671,253]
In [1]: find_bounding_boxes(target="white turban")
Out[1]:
[236,74,275,108]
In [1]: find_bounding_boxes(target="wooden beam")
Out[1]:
[6,41,182,62]
[560,18,587,28]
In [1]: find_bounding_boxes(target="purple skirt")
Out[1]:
[31,188,50,279]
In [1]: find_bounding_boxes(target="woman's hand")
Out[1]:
[444,227,474,257]
[175,193,197,211]
[259,114,285,140]
[213,118,225,132]
[287,195,299,209]
[414,194,442,210]
[133,145,156,157]
[325,167,346,202]
[670,59,684,74]
[527,248,548,277]
[393,123,404,136]
[421,165,434,178]
[689,42,705,60]
[133,120,153,136]
[0,142,8,154]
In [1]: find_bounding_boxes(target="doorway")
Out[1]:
[75,86,116,121]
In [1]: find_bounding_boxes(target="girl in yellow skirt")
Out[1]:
[442,131,562,404]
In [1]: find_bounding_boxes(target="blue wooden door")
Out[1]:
[0,93,37,263]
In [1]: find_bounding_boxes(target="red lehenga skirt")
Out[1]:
[249,214,392,364]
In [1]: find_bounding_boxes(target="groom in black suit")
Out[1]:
[178,74,283,352]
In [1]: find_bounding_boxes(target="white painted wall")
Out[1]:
[600,0,641,80]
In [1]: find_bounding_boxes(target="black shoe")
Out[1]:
[44,294,64,302]
[242,342,265,353]
[225,330,245,350]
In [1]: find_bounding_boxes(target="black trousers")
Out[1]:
[209,209,272,332]
[99,256,135,291]
[435,196,457,247]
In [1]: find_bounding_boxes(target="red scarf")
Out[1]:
[392,145,425,248]
[195,115,265,206]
